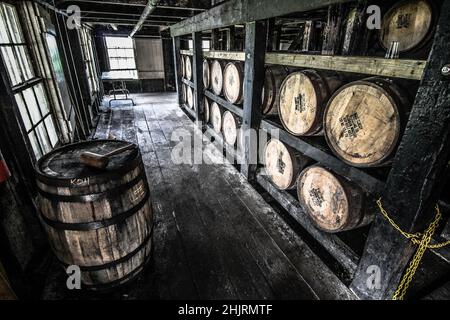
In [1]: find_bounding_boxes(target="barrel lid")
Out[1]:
[210,102,222,133]
[279,72,319,136]
[223,111,238,145]
[211,60,224,96]
[380,0,433,52]
[36,140,139,183]
[324,79,401,167]
[223,62,243,103]
[298,166,349,232]
[264,139,295,190]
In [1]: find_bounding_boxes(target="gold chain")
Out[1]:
[376,198,450,300]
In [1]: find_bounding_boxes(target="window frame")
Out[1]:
[105,36,137,71]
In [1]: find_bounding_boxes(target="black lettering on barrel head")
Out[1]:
[294,93,306,112]
[277,152,286,174]
[340,112,363,139]
[396,13,411,29]
[309,187,325,207]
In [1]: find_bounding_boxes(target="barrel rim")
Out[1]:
[222,110,239,145]
[203,58,210,88]
[323,78,402,167]
[278,71,323,136]
[35,139,140,184]
[211,59,225,96]
[379,0,436,54]
[210,101,222,133]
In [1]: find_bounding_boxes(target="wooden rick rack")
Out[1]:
[171,0,450,300]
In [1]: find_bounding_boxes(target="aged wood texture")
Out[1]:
[223,61,244,104]
[262,65,288,116]
[297,165,372,233]
[36,140,153,290]
[350,1,450,299]
[264,139,311,190]
[192,32,204,120]
[279,70,342,136]
[203,59,210,89]
[324,77,410,167]
[222,110,242,146]
[211,59,225,96]
[210,101,222,133]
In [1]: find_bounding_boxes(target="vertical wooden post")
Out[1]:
[225,26,235,51]
[322,4,350,55]
[341,1,370,56]
[172,36,183,107]
[192,31,204,123]
[350,0,450,300]
[211,29,221,50]
[241,21,267,180]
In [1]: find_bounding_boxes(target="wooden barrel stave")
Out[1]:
[279,70,343,136]
[181,55,185,79]
[35,140,153,290]
[262,65,289,115]
[264,139,311,190]
[324,77,410,167]
[223,61,244,104]
[297,165,372,233]
[211,60,226,96]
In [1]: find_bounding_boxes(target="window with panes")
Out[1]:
[0,2,59,160]
[80,28,99,95]
[105,36,136,70]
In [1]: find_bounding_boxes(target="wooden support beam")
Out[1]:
[241,21,267,180]
[350,0,450,300]
[170,0,353,37]
[211,29,221,50]
[192,31,203,123]
[172,36,183,106]
[321,4,350,55]
[225,26,235,51]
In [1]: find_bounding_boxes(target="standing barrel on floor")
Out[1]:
[380,0,436,56]
[324,77,410,167]
[203,59,210,89]
[35,140,153,290]
[223,61,244,104]
[187,86,194,109]
[222,111,242,146]
[278,70,342,136]
[181,55,186,79]
[211,60,225,96]
[262,65,289,115]
[264,139,311,190]
[297,166,372,233]
[185,55,192,81]
[204,97,210,123]
[210,102,222,133]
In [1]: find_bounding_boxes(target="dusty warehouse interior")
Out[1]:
[0,0,450,305]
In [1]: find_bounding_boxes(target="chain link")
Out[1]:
[376,199,449,300]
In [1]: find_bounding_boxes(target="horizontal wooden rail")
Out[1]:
[204,126,242,164]
[256,172,359,275]
[204,90,244,118]
[183,50,426,80]
[260,120,386,196]
[181,103,197,119]
[170,0,354,37]
[181,78,195,88]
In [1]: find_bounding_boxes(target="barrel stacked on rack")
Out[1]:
[180,54,194,110]
[203,57,245,152]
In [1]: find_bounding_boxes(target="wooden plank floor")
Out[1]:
[41,93,355,300]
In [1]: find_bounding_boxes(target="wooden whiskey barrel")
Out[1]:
[262,65,289,115]
[324,77,409,167]
[222,111,242,146]
[210,102,222,133]
[181,55,186,79]
[203,59,211,89]
[185,55,192,80]
[187,85,194,109]
[297,166,372,233]
[264,139,311,190]
[0,261,16,299]
[211,60,225,96]
[279,70,342,136]
[204,97,210,123]
[35,140,153,291]
[223,62,244,104]
[380,0,435,54]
